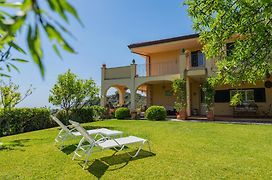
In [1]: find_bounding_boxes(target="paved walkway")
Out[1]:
[168,118,272,125]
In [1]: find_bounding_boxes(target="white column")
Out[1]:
[130,61,137,112]
[118,87,126,106]
[179,49,187,78]
[100,64,107,106]
[186,77,191,116]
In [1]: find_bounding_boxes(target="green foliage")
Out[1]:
[145,106,167,121]
[0,0,81,76]
[49,70,99,119]
[0,108,52,136]
[230,92,243,106]
[202,79,215,111]
[115,107,130,119]
[0,80,33,109]
[55,107,94,125]
[185,0,272,85]
[107,91,147,108]
[91,105,107,120]
[172,78,186,111]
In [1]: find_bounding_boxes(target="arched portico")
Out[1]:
[101,84,131,108]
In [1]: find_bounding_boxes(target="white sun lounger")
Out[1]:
[51,116,122,148]
[69,120,151,169]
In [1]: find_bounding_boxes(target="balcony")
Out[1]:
[103,61,180,81]
[186,51,207,77]
[136,61,179,77]
[104,66,131,80]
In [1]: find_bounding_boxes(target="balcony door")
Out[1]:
[191,51,205,68]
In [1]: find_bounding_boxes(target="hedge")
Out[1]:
[0,108,53,136]
[115,107,130,119]
[55,106,107,125]
[145,106,167,121]
[0,106,108,137]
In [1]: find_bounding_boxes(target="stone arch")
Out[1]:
[102,84,131,108]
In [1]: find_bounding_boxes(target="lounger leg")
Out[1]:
[147,141,151,152]
[55,129,64,144]
[73,137,85,160]
[127,140,152,158]
[83,144,95,169]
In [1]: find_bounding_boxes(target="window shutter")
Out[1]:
[254,88,266,102]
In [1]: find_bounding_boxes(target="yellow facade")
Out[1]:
[101,34,272,117]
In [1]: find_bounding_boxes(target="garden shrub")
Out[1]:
[145,106,167,121]
[115,107,130,119]
[55,107,94,124]
[0,108,53,136]
[91,105,107,120]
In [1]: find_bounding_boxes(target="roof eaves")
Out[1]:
[128,33,199,49]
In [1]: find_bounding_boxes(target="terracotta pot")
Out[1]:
[177,109,187,120]
[207,110,214,121]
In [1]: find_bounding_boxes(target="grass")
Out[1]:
[1,120,272,179]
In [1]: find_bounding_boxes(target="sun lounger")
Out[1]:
[69,120,151,169]
[51,116,122,148]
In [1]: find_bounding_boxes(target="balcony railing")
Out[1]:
[136,61,179,77]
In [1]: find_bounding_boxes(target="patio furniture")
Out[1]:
[233,102,258,117]
[263,104,272,117]
[69,120,151,169]
[51,116,122,148]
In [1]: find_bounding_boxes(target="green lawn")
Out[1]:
[1,120,272,179]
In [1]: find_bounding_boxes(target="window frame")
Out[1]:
[190,50,205,68]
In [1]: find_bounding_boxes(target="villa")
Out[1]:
[100,34,272,118]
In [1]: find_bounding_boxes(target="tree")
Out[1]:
[172,78,187,111]
[0,80,33,109]
[0,80,33,134]
[49,70,99,118]
[185,0,272,86]
[0,0,82,76]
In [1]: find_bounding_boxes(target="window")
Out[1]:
[214,90,230,102]
[214,88,266,103]
[230,89,255,103]
[226,43,234,56]
[254,88,266,102]
[191,51,205,67]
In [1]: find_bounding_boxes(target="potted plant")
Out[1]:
[172,78,187,120]
[202,79,215,120]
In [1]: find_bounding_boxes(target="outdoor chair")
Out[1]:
[69,120,152,169]
[263,104,272,117]
[51,116,122,148]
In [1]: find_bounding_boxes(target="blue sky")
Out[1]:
[8,0,195,108]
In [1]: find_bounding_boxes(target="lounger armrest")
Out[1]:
[69,127,77,133]
[112,138,122,147]
[95,137,108,144]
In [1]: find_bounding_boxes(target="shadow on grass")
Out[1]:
[61,144,77,155]
[86,150,155,179]
[0,138,30,151]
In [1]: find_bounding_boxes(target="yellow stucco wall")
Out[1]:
[105,66,131,80]
[148,50,180,76]
[214,81,272,116]
[151,83,176,110]
[190,80,201,111]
